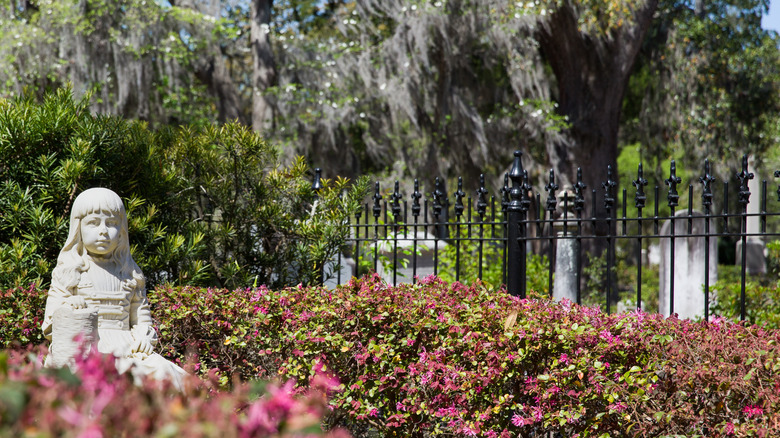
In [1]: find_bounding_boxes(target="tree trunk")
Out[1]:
[538,0,658,228]
[193,47,247,125]
[251,0,276,132]
[537,0,658,301]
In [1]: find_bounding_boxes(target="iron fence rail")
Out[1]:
[321,152,780,321]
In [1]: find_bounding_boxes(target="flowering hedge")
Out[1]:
[151,275,780,437]
[0,345,347,437]
[0,285,46,349]
[3,277,780,436]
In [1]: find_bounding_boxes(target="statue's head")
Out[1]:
[68,188,129,260]
[53,187,142,290]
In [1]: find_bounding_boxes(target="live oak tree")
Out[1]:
[622,0,780,174]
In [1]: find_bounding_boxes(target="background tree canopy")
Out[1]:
[1,0,779,286]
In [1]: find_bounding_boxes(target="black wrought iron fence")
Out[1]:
[319,151,780,321]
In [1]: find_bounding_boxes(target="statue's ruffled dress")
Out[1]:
[42,260,186,389]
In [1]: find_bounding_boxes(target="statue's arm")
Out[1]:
[130,288,158,346]
[41,285,72,341]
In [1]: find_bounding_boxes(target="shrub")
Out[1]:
[152,275,780,437]
[0,285,46,349]
[0,345,348,437]
[0,88,368,290]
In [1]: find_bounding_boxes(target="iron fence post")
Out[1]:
[506,151,525,297]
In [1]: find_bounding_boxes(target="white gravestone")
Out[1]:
[552,189,579,304]
[659,210,718,319]
[42,188,186,389]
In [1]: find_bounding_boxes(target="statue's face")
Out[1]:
[80,211,121,257]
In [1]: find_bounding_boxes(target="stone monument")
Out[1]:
[552,189,579,303]
[659,210,718,319]
[42,188,186,389]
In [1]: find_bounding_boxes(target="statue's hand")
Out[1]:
[66,295,87,309]
[130,326,154,355]
[131,337,153,355]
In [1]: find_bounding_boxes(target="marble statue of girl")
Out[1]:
[42,187,185,389]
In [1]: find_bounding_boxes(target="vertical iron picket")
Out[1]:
[665,160,681,315]
[391,181,402,286]
[477,175,489,280]
[736,155,753,321]
[412,179,422,284]
[545,170,558,297]
[633,163,648,311]
[372,182,382,274]
[602,165,617,314]
[700,159,715,321]
[454,177,465,282]
[574,168,586,305]
[433,177,445,277]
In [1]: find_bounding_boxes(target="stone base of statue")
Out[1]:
[46,306,99,368]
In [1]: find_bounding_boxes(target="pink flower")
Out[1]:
[608,402,626,413]
[743,405,763,418]
[511,413,523,426]
[406,338,415,346]
[559,353,569,364]
[724,422,736,435]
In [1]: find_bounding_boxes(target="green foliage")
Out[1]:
[623,0,780,164]
[437,222,506,289]
[0,89,369,289]
[0,89,185,288]
[710,264,780,328]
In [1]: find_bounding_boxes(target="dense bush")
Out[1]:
[4,277,780,435]
[0,345,347,437]
[0,285,46,349]
[710,265,780,329]
[0,89,368,289]
[151,275,780,437]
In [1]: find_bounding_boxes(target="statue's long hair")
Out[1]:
[51,188,145,293]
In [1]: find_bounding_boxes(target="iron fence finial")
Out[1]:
[454,177,465,218]
[700,159,716,208]
[501,173,510,212]
[737,154,754,206]
[574,167,587,212]
[602,165,617,211]
[412,179,422,217]
[476,174,488,218]
[372,181,382,219]
[519,170,532,212]
[391,181,402,222]
[312,168,323,194]
[545,169,559,212]
[665,160,682,208]
[633,163,648,209]
[433,177,445,218]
